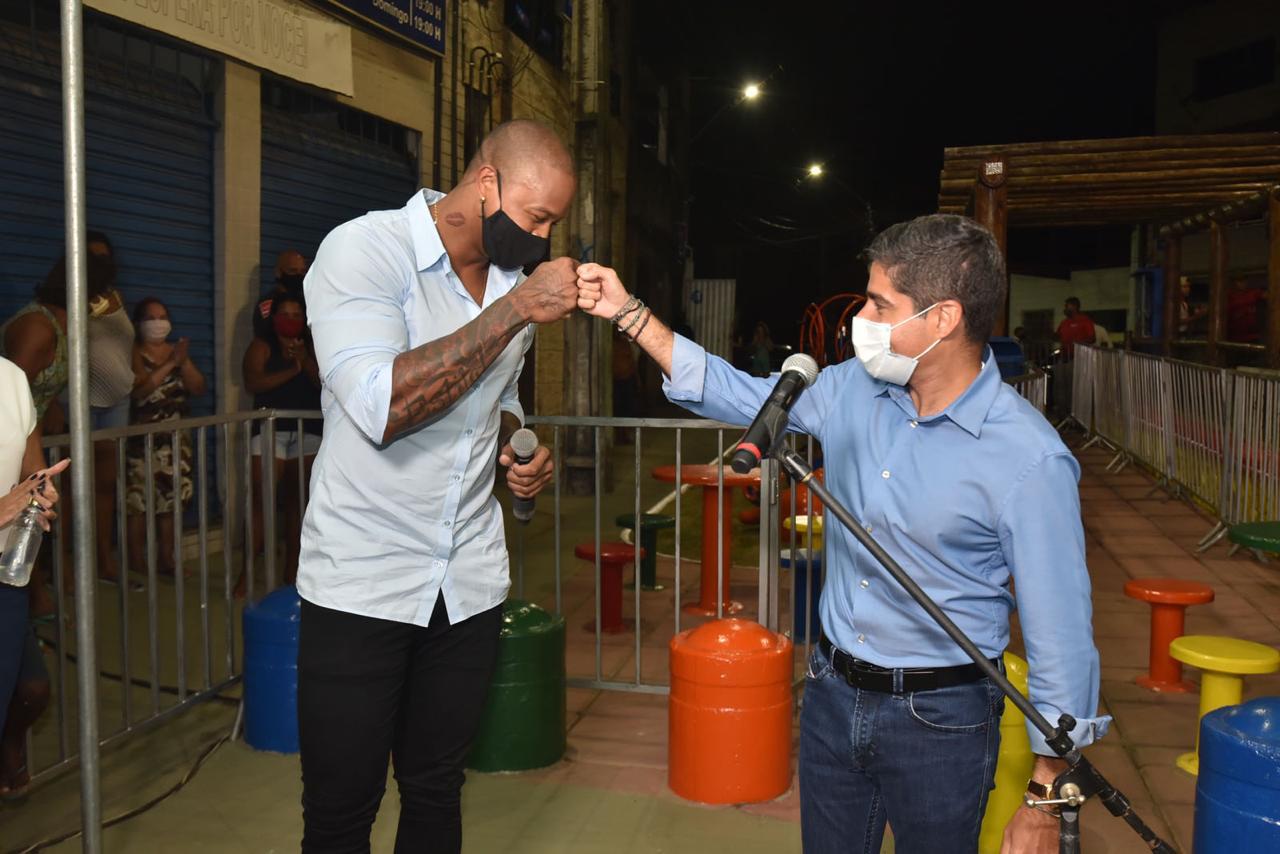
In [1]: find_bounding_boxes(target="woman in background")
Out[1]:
[125,298,206,577]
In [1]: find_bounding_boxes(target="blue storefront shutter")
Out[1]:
[0,20,218,417]
[259,102,419,294]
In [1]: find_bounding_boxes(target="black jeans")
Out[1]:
[298,594,502,854]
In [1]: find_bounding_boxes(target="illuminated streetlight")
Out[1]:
[742,82,761,101]
[807,163,824,178]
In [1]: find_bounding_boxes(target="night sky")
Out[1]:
[646,1,1167,346]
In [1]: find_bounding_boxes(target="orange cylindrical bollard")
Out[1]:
[669,619,793,804]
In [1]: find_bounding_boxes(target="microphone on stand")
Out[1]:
[510,428,539,523]
[729,354,820,474]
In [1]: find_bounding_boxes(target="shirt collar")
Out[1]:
[872,347,1002,438]
[405,189,523,298]
[407,189,447,272]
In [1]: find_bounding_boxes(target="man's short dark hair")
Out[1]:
[1065,297,1081,310]
[865,214,1006,345]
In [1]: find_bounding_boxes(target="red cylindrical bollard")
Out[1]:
[669,619,793,804]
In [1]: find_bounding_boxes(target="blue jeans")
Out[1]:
[0,584,29,734]
[799,643,1004,854]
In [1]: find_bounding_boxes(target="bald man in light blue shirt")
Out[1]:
[296,120,582,854]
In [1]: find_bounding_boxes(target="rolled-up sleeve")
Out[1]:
[661,333,833,437]
[305,222,408,444]
[499,327,532,425]
[998,451,1111,754]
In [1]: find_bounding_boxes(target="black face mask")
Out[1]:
[481,172,551,271]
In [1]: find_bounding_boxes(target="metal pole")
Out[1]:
[60,0,102,845]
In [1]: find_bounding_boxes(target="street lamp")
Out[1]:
[691,79,765,143]
[806,162,824,178]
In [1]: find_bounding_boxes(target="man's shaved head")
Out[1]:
[276,249,308,278]
[466,120,574,189]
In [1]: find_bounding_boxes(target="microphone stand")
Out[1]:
[772,445,1176,854]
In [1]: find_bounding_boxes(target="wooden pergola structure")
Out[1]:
[937,133,1280,367]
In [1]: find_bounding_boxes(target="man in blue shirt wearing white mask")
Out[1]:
[576,214,1107,854]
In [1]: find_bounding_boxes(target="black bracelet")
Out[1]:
[628,309,652,341]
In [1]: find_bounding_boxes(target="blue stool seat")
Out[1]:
[780,549,823,642]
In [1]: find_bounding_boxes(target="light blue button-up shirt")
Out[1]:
[297,190,532,627]
[664,335,1109,753]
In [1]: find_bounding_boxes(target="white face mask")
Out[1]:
[140,319,171,343]
[851,303,941,385]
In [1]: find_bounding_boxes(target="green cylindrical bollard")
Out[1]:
[467,599,566,772]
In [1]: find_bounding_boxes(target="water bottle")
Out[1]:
[0,500,45,587]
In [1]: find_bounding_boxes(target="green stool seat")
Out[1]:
[1228,522,1280,557]
[616,513,676,590]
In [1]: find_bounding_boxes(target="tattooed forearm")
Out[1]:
[383,297,528,443]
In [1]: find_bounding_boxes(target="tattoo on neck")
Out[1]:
[444,212,466,227]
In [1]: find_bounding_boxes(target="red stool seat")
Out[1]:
[1124,579,1215,606]
[1124,578,1215,693]
[574,542,645,565]
[575,541,645,634]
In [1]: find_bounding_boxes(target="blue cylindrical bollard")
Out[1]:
[242,586,302,754]
[780,549,822,642]
[1193,696,1280,853]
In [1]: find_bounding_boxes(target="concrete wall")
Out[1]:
[1010,267,1132,341]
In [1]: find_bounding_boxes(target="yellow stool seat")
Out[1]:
[1168,635,1280,776]
[1169,635,1280,674]
[783,515,824,552]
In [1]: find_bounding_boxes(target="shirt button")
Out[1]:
[451,474,461,482]
[856,634,866,644]
[443,520,452,528]
[881,470,890,479]
[864,524,873,533]
[465,429,474,436]
[910,420,918,428]
[433,560,444,568]
[860,579,869,589]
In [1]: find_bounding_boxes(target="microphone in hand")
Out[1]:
[510,428,540,523]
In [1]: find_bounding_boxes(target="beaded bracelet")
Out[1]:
[619,302,648,335]
[609,296,641,325]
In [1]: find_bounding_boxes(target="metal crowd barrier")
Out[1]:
[18,370,1065,803]
[29,409,317,790]
[1008,370,1048,414]
[1070,345,1280,551]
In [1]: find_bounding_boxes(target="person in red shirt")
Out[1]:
[1226,277,1266,343]
[1055,297,1096,358]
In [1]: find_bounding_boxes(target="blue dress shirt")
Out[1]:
[663,335,1109,753]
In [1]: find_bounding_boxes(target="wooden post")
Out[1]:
[1207,220,1228,365]
[972,159,1009,335]
[1167,235,1182,355]
[1269,191,1280,369]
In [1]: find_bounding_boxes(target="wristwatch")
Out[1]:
[1025,780,1056,801]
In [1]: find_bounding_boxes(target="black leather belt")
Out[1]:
[818,636,995,694]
